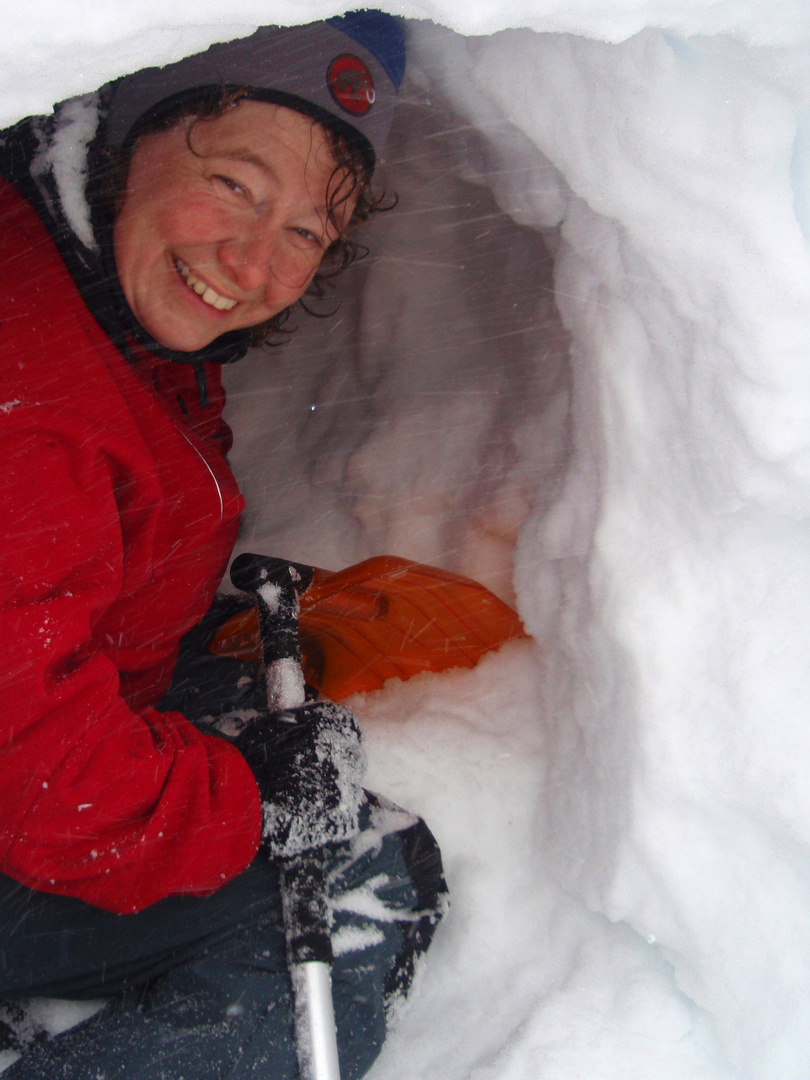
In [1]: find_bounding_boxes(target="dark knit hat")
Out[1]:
[104,12,406,173]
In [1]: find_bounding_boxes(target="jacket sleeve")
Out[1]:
[0,404,262,914]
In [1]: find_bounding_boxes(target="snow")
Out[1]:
[264,655,307,712]
[32,95,100,251]
[4,3,810,1080]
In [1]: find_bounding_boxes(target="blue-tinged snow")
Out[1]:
[791,105,810,244]
[2,4,810,1080]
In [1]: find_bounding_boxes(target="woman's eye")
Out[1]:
[292,227,322,248]
[214,175,245,196]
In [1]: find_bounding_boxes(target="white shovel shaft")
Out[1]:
[290,961,342,1080]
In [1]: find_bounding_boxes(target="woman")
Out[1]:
[0,14,447,1079]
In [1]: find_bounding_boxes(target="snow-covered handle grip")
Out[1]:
[280,852,332,965]
[230,553,314,712]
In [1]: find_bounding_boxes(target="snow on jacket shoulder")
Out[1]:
[0,177,261,914]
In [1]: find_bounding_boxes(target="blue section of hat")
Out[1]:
[327,11,407,90]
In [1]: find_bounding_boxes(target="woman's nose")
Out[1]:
[217,232,278,293]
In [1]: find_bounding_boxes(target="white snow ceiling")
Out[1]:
[5,3,810,1078]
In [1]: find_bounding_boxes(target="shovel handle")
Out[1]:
[230,553,341,1080]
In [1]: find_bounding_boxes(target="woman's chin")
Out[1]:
[142,313,225,353]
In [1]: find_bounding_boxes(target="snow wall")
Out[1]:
[5,3,810,1078]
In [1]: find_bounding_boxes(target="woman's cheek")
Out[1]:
[164,195,231,245]
[272,249,322,294]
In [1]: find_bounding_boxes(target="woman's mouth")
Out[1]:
[175,258,237,312]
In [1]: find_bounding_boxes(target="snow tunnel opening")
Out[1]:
[224,22,574,610]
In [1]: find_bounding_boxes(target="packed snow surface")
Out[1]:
[4,3,810,1079]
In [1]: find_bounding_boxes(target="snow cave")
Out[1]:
[3,3,810,1079]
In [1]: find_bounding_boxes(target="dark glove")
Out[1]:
[235,701,366,859]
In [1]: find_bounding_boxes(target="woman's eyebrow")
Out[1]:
[218,148,281,182]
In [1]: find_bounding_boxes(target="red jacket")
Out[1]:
[0,178,262,914]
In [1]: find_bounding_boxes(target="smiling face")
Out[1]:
[113,100,357,352]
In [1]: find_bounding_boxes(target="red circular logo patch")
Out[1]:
[327,54,375,116]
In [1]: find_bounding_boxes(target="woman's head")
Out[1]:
[113,99,367,352]
[99,14,405,352]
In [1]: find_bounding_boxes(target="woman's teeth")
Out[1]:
[176,259,237,311]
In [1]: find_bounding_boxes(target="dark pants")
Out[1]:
[0,599,448,1078]
[0,796,447,1079]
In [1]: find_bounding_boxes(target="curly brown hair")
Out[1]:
[94,84,394,347]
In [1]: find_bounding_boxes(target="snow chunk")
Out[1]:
[32,94,99,251]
